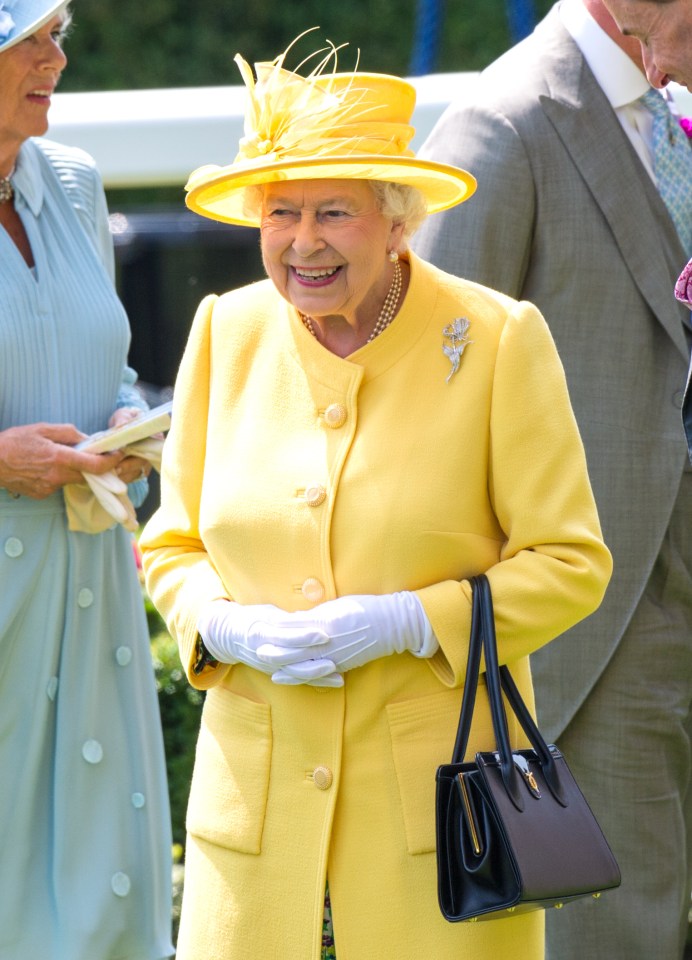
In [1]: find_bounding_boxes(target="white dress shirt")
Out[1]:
[560,0,657,181]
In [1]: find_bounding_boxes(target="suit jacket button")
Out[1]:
[324,404,347,428]
[301,578,325,602]
[305,484,327,507]
[313,766,333,790]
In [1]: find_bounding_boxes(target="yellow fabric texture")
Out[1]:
[184,34,476,226]
[140,252,611,960]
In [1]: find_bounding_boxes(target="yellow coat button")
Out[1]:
[313,766,333,790]
[324,403,347,428]
[301,578,325,602]
[305,485,326,507]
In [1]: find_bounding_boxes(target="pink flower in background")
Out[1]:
[674,124,692,311]
[131,536,143,569]
[674,258,692,310]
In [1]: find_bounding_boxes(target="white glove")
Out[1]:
[64,470,138,533]
[258,592,438,686]
[65,437,164,535]
[83,471,137,527]
[197,599,337,680]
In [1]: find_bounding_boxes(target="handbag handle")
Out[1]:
[451,575,567,809]
[450,576,485,765]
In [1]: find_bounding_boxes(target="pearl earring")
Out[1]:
[388,250,399,263]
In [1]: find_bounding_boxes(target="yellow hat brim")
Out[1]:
[185,155,477,227]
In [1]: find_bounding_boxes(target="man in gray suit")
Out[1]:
[603,0,692,469]
[413,1,692,957]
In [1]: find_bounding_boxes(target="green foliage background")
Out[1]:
[59,0,553,93]
[147,596,203,848]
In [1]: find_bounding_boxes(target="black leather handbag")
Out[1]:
[435,574,621,923]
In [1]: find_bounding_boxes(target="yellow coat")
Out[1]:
[141,253,612,960]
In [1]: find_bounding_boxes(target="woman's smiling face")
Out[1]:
[259,178,404,327]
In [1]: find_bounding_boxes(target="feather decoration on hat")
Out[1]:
[233,27,415,165]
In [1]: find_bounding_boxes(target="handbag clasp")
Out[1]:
[512,753,542,799]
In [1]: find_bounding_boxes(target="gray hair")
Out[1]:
[244,179,428,242]
[58,5,73,44]
[367,181,428,241]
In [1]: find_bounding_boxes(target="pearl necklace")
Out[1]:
[300,259,402,344]
[0,166,15,204]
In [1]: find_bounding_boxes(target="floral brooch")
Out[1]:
[442,318,472,382]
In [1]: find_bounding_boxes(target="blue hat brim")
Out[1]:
[0,0,68,53]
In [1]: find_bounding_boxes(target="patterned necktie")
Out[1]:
[640,88,692,255]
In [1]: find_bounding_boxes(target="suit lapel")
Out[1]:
[536,17,690,361]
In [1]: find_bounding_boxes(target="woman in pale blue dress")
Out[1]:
[0,3,173,958]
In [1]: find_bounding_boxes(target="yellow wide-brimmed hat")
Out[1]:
[185,30,476,227]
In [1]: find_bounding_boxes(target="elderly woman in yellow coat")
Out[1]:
[140,32,612,960]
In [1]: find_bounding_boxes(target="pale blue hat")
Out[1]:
[0,0,68,53]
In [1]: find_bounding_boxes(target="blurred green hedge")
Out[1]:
[60,0,554,93]
[146,595,203,849]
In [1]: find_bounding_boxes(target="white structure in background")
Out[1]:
[47,76,692,190]
[46,74,482,189]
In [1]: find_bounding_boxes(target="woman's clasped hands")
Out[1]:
[197,592,438,687]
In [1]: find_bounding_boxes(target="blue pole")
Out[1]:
[408,0,445,76]
[505,0,537,43]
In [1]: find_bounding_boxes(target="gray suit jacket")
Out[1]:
[414,4,692,743]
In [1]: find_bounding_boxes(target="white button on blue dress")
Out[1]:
[116,646,133,666]
[111,872,131,897]
[77,588,94,608]
[82,740,103,764]
[4,537,23,558]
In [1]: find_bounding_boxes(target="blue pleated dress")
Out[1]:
[0,138,173,960]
